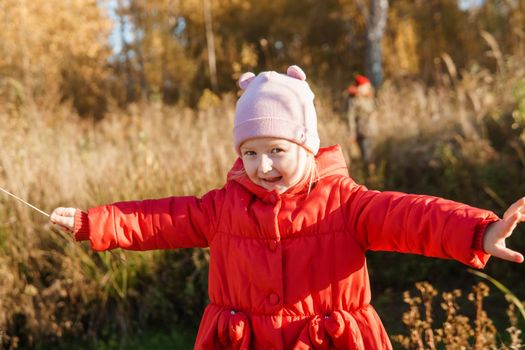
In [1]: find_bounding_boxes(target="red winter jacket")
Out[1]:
[74,145,498,349]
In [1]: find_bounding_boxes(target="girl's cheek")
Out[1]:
[242,158,254,170]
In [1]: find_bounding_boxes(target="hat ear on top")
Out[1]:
[238,72,256,90]
[287,65,306,81]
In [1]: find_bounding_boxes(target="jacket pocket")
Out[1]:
[217,309,252,349]
[199,307,252,350]
[294,310,365,349]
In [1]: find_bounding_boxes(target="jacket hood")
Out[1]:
[227,144,349,199]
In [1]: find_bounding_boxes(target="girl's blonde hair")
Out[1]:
[304,152,320,195]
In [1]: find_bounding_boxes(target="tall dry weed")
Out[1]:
[394,281,523,349]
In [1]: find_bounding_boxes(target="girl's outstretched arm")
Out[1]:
[49,189,225,251]
[483,197,525,263]
[341,180,500,268]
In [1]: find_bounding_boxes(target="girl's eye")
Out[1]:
[271,148,284,154]
[243,151,256,156]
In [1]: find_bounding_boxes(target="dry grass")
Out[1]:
[1,56,525,348]
[0,94,351,348]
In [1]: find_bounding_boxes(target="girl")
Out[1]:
[51,65,523,350]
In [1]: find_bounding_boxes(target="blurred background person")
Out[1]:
[346,74,376,168]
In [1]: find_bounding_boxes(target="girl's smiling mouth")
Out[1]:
[261,176,282,183]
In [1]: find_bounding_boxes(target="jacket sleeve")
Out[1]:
[340,178,499,269]
[73,188,225,251]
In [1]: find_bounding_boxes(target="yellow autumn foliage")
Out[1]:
[0,0,112,115]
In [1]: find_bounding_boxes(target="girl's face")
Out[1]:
[240,137,311,194]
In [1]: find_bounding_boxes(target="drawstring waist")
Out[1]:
[201,304,369,349]
[208,301,370,318]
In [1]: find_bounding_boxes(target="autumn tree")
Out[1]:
[0,0,112,116]
[3,0,524,113]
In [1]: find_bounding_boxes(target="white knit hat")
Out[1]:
[233,65,320,155]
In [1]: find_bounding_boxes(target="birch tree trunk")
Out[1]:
[364,0,389,88]
[203,0,218,92]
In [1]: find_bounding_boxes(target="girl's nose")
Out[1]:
[259,154,273,173]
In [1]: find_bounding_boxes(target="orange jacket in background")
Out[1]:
[74,145,497,349]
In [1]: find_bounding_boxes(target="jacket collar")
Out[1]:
[227,145,349,200]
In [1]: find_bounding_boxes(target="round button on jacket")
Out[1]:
[268,239,279,251]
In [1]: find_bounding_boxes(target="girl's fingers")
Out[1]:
[50,209,62,224]
[50,208,75,222]
[50,207,76,232]
[52,207,76,217]
[50,214,73,226]
[501,212,521,238]
[54,222,74,233]
[50,208,62,220]
[492,245,524,263]
[503,197,525,220]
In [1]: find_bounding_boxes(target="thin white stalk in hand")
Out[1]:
[0,186,50,217]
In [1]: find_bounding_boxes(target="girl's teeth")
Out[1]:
[264,177,280,182]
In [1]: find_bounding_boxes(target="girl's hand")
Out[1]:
[483,197,525,263]
[50,207,76,233]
